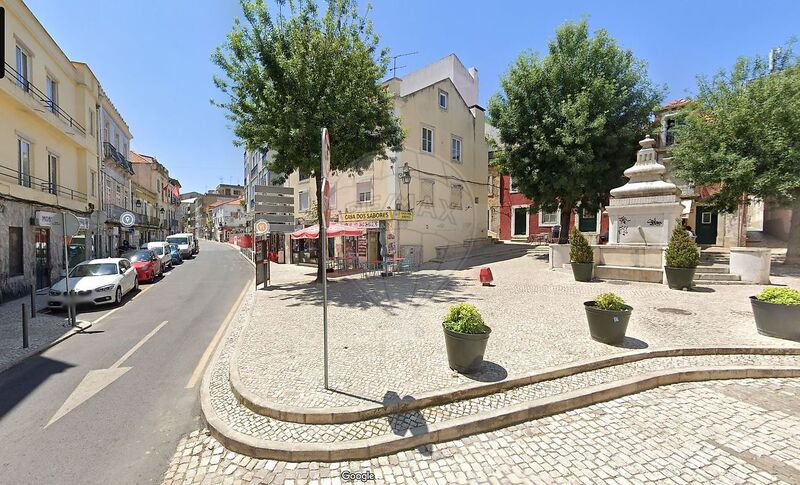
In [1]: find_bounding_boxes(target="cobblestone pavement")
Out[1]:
[166,377,800,484]
[212,290,800,443]
[0,291,75,370]
[235,250,800,409]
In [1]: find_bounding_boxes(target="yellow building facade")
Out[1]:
[1,0,105,298]
[286,54,489,265]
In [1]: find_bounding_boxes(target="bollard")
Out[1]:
[68,303,76,327]
[22,303,30,349]
[30,286,36,318]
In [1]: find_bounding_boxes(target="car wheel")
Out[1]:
[115,287,123,305]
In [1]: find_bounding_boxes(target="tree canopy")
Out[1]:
[488,20,662,242]
[670,41,800,260]
[212,0,405,279]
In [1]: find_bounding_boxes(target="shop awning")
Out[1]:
[290,223,365,239]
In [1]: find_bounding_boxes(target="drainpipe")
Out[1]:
[95,100,103,257]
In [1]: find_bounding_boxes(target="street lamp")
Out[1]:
[135,199,142,208]
[400,162,412,210]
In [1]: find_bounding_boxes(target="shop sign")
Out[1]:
[340,210,413,222]
[35,211,57,226]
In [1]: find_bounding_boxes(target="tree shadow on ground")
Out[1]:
[383,391,433,457]
[459,360,508,383]
[274,272,474,315]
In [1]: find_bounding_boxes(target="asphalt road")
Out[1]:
[0,240,252,485]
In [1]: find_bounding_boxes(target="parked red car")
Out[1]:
[125,249,163,283]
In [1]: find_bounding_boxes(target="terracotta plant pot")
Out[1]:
[443,325,491,373]
[584,301,632,345]
[750,296,800,342]
[664,266,696,290]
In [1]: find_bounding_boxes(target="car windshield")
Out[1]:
[152,246,164,255]
[126,250,154,263]
[69,263,118,277]
[169,244,179,251]
[167,237,188,245]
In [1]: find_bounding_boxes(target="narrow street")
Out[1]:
[0,241,252,485]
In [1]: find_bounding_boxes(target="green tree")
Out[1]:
[212,0,405,280]
[670,42,800,262]
[488,20,662,243]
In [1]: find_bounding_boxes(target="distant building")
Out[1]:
[284,54,489,265]
[243,148,276,213]
[210,198,246,242]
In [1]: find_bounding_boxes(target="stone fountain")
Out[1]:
[593,135,684,282]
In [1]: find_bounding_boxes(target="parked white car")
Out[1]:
[48,258,138,308]
[146,241,173,270]
[166,233,195,259]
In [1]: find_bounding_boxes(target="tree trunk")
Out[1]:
[785,198,800,265]
[315,172,326,283]
[558,203,572,244]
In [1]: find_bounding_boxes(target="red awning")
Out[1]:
[290,223,365,239]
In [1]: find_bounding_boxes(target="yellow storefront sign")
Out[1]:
[340,210,414,222]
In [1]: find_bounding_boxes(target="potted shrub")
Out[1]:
[750,287,800,341]
[569,227,594,282]
[442,303,491,373]
[584,293,632,344]
[664,219,699,290]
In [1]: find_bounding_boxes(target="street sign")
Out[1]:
[255,219,270,235]
[120,211,136,228]
[321,128,331,229]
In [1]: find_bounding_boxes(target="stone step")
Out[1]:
[694,265,730,274]
[694,273,741,281]
[594,264,663,283]
[205,347,800,461]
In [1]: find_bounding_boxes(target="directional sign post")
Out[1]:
[53,212,81,326]
[321,127,331,390]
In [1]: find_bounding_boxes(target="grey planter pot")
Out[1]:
[664,266,696,290]
[750,297,800,342]
[584,302,632,345]
[571,262,594,282]
[443,325,491,373]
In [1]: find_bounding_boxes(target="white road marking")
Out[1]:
[44,320,168,429]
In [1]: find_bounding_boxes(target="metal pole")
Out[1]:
[22,303,30,348]
[63,212,73,327]
[321,127,330,390]
[322,216,329,390]
[30,286,36,318]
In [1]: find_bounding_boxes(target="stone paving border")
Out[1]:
[0,320,92,375]
[230,345,800,424]
[205,364,800,462]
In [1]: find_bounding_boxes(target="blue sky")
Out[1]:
[25,0,800,194]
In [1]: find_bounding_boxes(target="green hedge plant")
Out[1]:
[443,303,489,334]
[755,287,800,306]
[665,219,699,268]
[594,292,627,311]
[570,227,594,264]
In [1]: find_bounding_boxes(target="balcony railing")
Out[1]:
[106,203,128,221]
[0,163,87,203]
[3,62,87,137]
[103,142,134,173]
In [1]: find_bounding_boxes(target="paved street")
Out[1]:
[0,241,252,485]
[166,378,800,484]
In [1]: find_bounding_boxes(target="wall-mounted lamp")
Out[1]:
[135,199,142,208]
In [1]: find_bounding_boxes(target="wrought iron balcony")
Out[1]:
[0,163,87,202]
[3,62,87,136]
[103,142,134,173]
